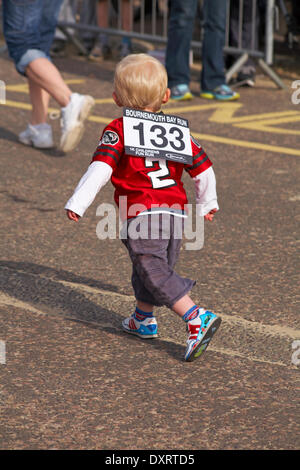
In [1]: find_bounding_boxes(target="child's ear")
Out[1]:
[112,91,122,107]
[162,88,171,105]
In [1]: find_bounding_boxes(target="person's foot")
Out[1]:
[19,123,54,149]
[184,309,221,362]
[50,38,66,57]
[60,93,95,153]
[235,71,255,87]
[89,42,111,61]
[170,84,193,101]
[119,38,132,59]
[122,313,158,339]
[200,84,239,101]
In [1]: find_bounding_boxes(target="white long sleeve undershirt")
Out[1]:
[64,161,219,217]
[65,161,112,217]
[193,166,219,216]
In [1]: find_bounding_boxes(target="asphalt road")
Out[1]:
[0,51,299,450]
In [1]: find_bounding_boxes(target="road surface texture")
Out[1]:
[0,44,299,450]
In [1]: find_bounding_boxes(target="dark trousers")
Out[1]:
[166,0,227,91]
[227,0,261,73]
[122,214,195,308]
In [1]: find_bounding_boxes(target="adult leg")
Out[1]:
[28,78,50,125]
[79,0,98,51]
[201,0,228,91]
[229,0,257,84]
[89,0,111,60]
[119,0,132,58]
[165,0,198,88]
[25,57,71,108]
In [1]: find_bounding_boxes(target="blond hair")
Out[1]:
[114,53,168,112]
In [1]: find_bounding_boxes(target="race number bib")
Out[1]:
[123,108,193,165]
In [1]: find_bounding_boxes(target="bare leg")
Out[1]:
[97,0,109,28]
[136,300,154,313]
[137,294,196,318]
[122,0,131,31]
[172,294,196,318]
[28,78,50,125]
[25,58,72,108]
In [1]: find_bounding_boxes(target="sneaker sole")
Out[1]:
[88,54,105,62]
[122,324,158,339]
[18,136,54,149]
[171,92,193,101]
[185,316,222,362]
[233,79,255,88]
[60,96,95,153]
[200,92,239,101]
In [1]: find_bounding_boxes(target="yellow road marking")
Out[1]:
[235,115,300,135]
[192,131,300,156]
[94,98,114,104]
[163,103,224,115]
[89,115,112,124]
[5,79,85,94]
[4,99,32,110]
[165,102,300,135]
[1,99,300,156]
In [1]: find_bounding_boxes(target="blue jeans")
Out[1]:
[3,0,63,75]
[166,0,227,91]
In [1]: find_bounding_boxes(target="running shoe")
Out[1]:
[200,84,240,101]
[89,42,111,61]
[185,309,221,362]
[119,39,132,59]
[122,314,158,339]
[60,93,95,153]
[170,84,193,101]
[235,72,255,87]
[19,123,54,149]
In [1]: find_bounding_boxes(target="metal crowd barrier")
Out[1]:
[56,0,286,89]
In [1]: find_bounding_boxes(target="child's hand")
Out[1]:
[204,209,218,222]
[66,209,80,222]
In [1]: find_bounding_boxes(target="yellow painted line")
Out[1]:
[4,99,32,110]
[208,106,300,124]
[5,79,85,94]
[227,110,300,124]
[2,101,112,124]
[165,102,300,123]
[163,103,224,115]
[88,115,112,124]
[3,100,60,114]
[235,115,300,135]
[1,100,300,156]
[192,131,300,156]
[94,98,114,104]
[5,83,29,93]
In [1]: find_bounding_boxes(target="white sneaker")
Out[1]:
[18,123,54,149]
[60,93,95,153]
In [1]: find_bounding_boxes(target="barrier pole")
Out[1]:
[265,0,274,65]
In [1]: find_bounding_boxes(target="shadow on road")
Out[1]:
[0,127,66,158]
[0,260,185,362]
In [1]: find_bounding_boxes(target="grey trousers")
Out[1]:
[122,213,195,308]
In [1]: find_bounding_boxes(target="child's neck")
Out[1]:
[137,107,160,113]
